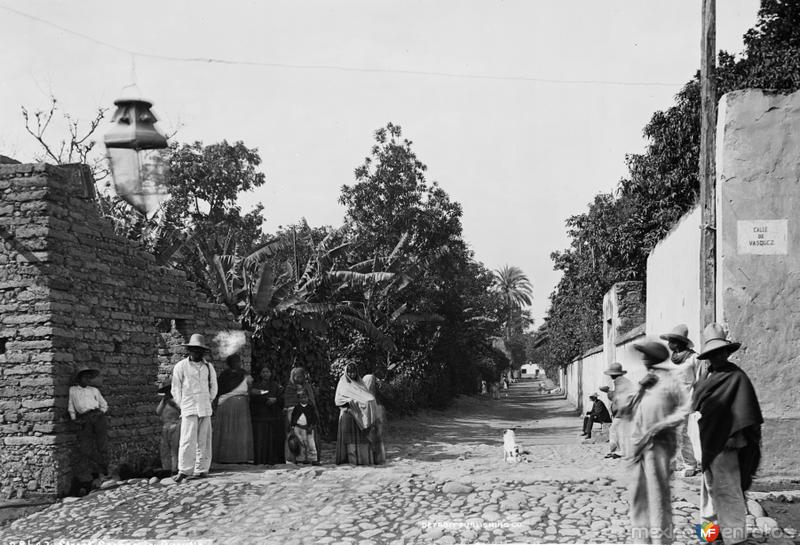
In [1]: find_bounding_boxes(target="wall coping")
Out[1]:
[616,323,646,346]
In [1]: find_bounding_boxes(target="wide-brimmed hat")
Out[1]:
[603,362,627,377]
[588,392,599,400]
[633,341,670,365]
[698,323,741,360]
[659,324,694,349]
[184,333,210,351]
[74,365,99,381]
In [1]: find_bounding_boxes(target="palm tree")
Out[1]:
[492,265,533,339]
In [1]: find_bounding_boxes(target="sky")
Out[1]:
[0,0,761,323]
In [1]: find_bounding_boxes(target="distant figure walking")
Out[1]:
[171,333,218,483]
[627,341,689,545]
[68,365,109,487]
[363,374,387,465]
[693,323,763,545]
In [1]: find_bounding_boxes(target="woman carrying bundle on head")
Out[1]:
[335,362,378,465]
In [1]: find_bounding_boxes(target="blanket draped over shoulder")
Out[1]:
[692,361,763,490]
[335,373,378,431]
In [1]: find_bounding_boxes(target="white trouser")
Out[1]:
[701,449,747,544]
[178,414,212,475]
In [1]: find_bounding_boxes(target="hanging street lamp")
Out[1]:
[104,96,170,217]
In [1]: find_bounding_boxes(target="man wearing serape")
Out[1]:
[693,323,763,545]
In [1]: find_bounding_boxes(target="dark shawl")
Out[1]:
[250,379,283,420]
[692,360,763,490]
[217,368,247,398]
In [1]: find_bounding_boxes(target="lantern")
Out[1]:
[104,97,169,217]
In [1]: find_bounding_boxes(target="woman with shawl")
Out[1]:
[335,362,378,465]
[362,374,386,465]
[212,354,253,463]
[250,366,285,465]
[284,366,320,463]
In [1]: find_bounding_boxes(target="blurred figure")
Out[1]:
[601,362,635,459]
[627,340,690,545]
[660,323,704,477]
[363,374,386,465]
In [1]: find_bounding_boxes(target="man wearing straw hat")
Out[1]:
[693,323,762,545]
[600,362,635,459]
[627,340,690,545]
[660,324,704,477]
[171,333,218,483]
[68,365,109,486]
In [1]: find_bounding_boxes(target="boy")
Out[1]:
[290,388,319,465]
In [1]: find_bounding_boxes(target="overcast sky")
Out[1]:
[0,0,761,323]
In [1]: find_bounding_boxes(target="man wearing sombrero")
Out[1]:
[626,340,690,545]
[692,323,762,545]
[601,362,635,459]
[171,333,218,483]
[68,365,109,488]
[660,324,703,477]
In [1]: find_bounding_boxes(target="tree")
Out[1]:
[492,265,533,339]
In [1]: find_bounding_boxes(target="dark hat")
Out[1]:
[603,362,627,377]
[659,324,694,349]
[599,385,610,393]
[697,323,741,359]
[633,341,670,366]
[588,392,599,400]
[74,365,99,380]
[184,333,210,351]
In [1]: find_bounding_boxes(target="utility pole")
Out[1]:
[700,0,717,330]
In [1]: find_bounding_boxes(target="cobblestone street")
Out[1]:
[0,380,793,544]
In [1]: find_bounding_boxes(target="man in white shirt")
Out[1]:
[68,366,109,484]
[171,333,218,482]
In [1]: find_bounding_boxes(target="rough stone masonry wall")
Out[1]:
[716,89,800,420]
[0,163,249,498]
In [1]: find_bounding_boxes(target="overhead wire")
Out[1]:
[0,3,686,89]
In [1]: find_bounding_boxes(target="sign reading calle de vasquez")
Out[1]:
[737,219,788,255]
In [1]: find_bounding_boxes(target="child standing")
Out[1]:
[289,388,319,465]
[156,383,181,474]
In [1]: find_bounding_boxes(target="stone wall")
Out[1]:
[716,89,800,420]
[0,163,249,498]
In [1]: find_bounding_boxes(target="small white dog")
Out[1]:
[503,429,521,463]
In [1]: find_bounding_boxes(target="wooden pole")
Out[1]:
[700,0,717,330]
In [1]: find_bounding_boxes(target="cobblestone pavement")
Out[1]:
[2,381,796,544]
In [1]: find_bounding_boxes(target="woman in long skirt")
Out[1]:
[250,366,285,465]
[212,354,253,463]
[335,362,378,465]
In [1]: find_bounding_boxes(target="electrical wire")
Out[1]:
[0,3,685,88]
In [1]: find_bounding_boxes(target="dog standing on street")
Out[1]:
[503,429,521,463]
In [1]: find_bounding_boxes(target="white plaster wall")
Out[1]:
[716,89,800,419]
[580,350,608,413]
[645,206,703,347]
[565,361,581,408]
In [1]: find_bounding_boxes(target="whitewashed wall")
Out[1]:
[645,206,702,347]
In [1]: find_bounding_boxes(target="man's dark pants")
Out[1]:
[76,410,109,481]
